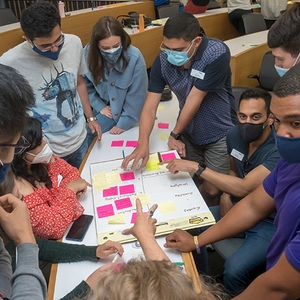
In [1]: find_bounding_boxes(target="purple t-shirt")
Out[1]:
[263,158,300,271]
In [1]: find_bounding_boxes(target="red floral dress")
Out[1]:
[23,156,84,239]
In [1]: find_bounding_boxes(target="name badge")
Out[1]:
[191,69,205,80]
[230,149,244,161]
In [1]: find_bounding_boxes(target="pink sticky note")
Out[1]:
[158,122,169,129]
[131,212,147,223]
[119,184,135,195]
[120,172,135,181]
[96,204,114,219]
[111,140,124,147]
[161,152,176,161]
[103,186,118,197]
[115,197,132,210]
[126,140,138,148]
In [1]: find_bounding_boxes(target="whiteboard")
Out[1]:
[90,150,215,244]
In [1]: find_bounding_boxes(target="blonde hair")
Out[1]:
[94,259,229,300]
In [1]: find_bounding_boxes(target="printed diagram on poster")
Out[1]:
[90,150,215,244]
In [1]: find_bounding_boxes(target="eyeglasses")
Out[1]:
[32,33,65,52]
[159,39,195,55]
[243,159,252,177]
[0,136,31,155]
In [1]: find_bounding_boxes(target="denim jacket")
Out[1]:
[83,45,148,130]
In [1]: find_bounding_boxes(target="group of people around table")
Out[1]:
[1,1,300,299]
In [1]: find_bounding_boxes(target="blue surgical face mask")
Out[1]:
[32,42,64,61]
[163,39,196,67]
[0,160,11,184]
[273,128,300,164]
[99,46,123,65]
[274,53,300,77]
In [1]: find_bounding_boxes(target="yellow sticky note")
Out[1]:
[133,194,151,206]
[92,171,109,191]
[157,104,165,110]
[106,170,121,186]
[157,132,169,141]
[108,213,126,224]
[158,201,177,214]
[146,160,161,171]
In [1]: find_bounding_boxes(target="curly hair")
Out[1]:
[94,259,229,300]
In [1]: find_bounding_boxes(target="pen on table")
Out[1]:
[122,150,125,158]
[156,222,168,227]
[250,44,258,46]
[112,253,119,263]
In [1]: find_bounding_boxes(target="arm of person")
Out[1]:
[48,156,81,188]
[77,75,102,141]
[165,184,276,251]
[0,194,47,300]
[114,62,148,132]
[82,75,107,114]
[121,55,165,171]
[122,199,169,261]
[121,92,162,170]
[36,238,123,263]
[165,158,271,198]
[233,253,300,300]
[0,237,12,299]
[25,188,85,240]
[168,87,207,157]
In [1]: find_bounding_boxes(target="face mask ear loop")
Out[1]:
[293,52,300,67]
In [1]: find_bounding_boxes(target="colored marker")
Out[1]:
[122,150,125,158]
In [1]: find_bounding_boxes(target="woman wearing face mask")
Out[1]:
[83,16,148,146]
[11,117,90,240]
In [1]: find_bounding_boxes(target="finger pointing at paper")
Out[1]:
[122,199,158,239]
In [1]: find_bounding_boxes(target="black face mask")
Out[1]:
[238,119,268,144]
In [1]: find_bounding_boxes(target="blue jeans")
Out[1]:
[86,110,116,147]
[210,206,275,296]
[61,136,89,169]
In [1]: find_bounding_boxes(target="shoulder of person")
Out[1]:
[64,34,82,46]
[126,45,143,58]
[0,41,29,63]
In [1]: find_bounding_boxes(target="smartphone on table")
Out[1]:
[65,214,93,242]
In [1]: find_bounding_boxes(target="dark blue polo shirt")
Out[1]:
[148,35,236,146]
[226,125,280,178]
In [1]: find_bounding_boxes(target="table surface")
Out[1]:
[48,95,206,299]
[224,30,268,56]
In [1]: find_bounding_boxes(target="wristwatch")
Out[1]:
[195,163,206,177]
[87,116,97,123]
[170,131,180,140]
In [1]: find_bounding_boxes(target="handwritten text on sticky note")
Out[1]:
[97,204,115,218]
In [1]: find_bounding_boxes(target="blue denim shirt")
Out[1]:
[83,45,148,130]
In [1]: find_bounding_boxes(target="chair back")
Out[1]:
[259,51,280,91]
[0,8,17,26]
[157,4,179,18]
[242,12,267,34]
[207,0,220,10]
[232,86,249,111]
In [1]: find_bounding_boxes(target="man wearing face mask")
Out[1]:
[0,64,47,300]
[122,12,236,205]
[165,64,300,299]
[0,1,101,169]
[165,88,280,295]
[268,2,300,77]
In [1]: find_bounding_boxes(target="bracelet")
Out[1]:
[194,236,201,254]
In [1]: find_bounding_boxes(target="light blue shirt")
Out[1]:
[83,45,148,130]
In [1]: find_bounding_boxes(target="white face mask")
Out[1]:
[26,143,53,164]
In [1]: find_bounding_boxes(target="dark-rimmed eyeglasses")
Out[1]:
[0,136,31,155]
